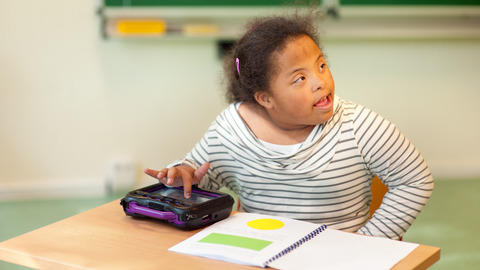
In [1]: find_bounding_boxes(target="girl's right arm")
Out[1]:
[144,109,228,199]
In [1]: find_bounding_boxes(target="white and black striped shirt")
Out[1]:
[177,96,433,239]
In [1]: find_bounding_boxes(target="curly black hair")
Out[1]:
[223,11,321,105]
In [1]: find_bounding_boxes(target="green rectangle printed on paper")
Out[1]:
[199,233,272,251]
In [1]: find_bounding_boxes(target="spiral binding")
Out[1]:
[265,224,327,265]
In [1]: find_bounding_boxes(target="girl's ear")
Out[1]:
[254,91,273,109]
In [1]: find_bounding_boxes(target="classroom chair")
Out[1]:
[369,175,389,219]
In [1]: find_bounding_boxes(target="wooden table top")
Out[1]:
[0,200,440,270]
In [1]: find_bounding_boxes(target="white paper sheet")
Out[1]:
[267,228,419,270]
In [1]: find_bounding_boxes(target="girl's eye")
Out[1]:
[293,76,306,84]
[319,63,326,71]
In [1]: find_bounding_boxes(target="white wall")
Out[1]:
[324,39,480,179]
[1,1,479,199]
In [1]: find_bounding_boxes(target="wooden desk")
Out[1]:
[0,200,440,270]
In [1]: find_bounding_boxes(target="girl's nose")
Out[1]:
[312,74,325,92]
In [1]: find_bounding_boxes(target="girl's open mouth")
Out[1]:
[314,94,332,110]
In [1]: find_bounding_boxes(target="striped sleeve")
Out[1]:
[353,105,434,239]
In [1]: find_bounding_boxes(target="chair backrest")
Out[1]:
[369,176,388,219]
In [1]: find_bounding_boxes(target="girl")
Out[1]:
[145,14,433,240]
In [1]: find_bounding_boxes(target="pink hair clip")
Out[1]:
[249,23,261,34]
[236,58,240,75]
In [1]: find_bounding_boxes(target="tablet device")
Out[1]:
[121,183,234,230]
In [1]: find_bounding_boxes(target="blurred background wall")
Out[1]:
[1,1,479,200]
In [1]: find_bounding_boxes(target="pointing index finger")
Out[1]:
[144,168,166,180]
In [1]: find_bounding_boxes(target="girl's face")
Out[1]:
[258,35,335,131]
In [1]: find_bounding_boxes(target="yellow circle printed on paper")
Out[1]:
[247,218,285,230]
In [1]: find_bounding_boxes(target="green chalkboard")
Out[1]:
[341,0,480,5]
[104,0,480,7]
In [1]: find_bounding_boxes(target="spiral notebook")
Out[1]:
[169,213,419,269]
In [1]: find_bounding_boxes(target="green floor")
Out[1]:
[1,179,479,269]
